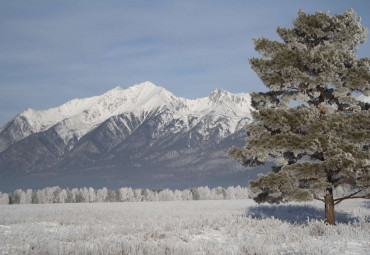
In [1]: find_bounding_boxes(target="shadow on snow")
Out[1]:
[245,204,360,225]
[362,200,370,209]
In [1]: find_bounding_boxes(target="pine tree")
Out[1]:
[229,9,369,225]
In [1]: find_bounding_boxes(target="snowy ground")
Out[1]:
[0,199,369,255]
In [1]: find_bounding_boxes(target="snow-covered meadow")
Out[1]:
[0,199,369,255]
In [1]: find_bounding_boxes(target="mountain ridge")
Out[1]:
[0,82,262,192]
[0,81,252,153]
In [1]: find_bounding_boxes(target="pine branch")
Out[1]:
[310,152,324,161]
[334,195,370,205]
[332,176,357,188]
[299,177,319,182]
[313,195,324,203]
[334,188,364,201]
[334,188,369,205]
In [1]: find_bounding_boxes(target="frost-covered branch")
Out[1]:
[313,195,325,203]
[334,189,370,205]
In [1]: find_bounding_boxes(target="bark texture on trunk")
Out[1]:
[324,188,336,225]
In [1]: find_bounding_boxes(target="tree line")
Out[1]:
[0,186,250,205]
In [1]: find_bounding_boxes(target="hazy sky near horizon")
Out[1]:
[0,0,369,124]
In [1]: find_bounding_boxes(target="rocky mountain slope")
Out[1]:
[0,82,271,192]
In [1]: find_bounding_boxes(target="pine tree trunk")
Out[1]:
[324,188,336,225]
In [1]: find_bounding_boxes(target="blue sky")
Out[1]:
[0,0,369,125]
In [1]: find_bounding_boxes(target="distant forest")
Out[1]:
[0,186,250,205]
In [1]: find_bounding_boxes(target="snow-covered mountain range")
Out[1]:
[0,82,266,192]
[0,82,251,152]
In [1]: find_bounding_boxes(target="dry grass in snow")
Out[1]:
[0,199,369,255]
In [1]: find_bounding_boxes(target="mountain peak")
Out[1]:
[102,86,123,96]
[133,81,158,88]
[129,81,164,93]
[104,82,161,98]
[210,88,229,95]
[110,86,123,91]
[209,88,231,102]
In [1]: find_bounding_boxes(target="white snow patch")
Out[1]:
[358,94,370,104]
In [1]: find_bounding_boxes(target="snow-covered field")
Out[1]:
[0,199,369,255]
